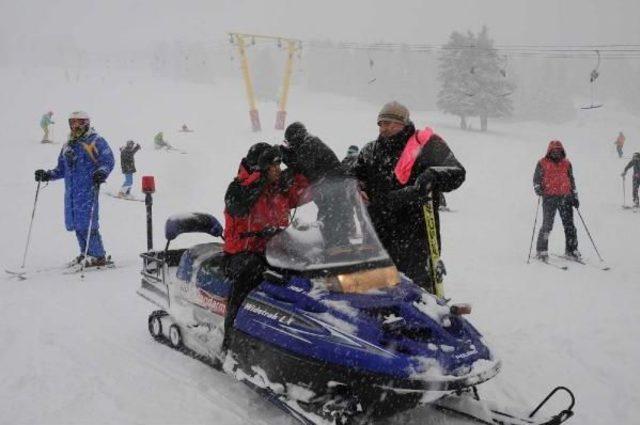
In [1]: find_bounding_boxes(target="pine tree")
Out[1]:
[437,27,515,131]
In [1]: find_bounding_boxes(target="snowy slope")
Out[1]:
[1,65,639,425]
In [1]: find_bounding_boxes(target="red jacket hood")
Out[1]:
[546,140,566,159]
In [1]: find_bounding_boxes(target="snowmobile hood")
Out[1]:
[545,140,566,159]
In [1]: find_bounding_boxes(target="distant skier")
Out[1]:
[40,111,54,143]
[179,124,193,132]
[220,143,309,354]
[352,101,466,293]
[34,111,114,267]
[533,140,580,261]
[614,131,625,158]
[118,140,141,197]
[341,145,360,171]
[154,131,172,150]
[621,152,640,208]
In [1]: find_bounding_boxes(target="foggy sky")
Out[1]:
[2,0,639,52]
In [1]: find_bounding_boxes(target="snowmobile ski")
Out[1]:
[433,386,575,425]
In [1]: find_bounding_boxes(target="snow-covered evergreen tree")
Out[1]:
[437,31,475,129]
[438,27,515,131]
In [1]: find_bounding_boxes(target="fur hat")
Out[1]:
[377,101,409,125]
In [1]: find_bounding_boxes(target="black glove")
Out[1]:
[534,184,543,196]
[92,169,107,185]
[415,169,437,197]
[569,193,579,208]
[34,169,50,182]
[280,144,297,168]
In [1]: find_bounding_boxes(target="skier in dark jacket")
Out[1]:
[533,140,580,260]
[352,101,465,293]
[281,122,351,247]
[34,111,114,267]
[341,145,360,171]
[221,143,309,354]
[118,140,141,196]
[622,152,640,208]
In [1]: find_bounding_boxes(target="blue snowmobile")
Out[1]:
[138,178,574,424]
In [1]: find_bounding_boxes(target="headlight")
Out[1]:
[326,266,400,293]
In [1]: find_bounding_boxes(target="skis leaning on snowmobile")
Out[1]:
[137,179,576,425]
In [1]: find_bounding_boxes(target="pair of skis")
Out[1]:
[423,199,445,298]
[537,254,610,271]
[5,257,115,280]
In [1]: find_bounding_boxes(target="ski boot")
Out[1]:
[66,255,85,268]
[83,256,108,268]
[565,249,582,261]
[536,251,549,262]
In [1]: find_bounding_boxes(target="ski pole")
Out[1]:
[526,196,541,264]
[575,207,605,262]
[80,185,100,278]
[20,181,42,269]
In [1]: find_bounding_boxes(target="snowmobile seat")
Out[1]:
[195,254,231,299]
[176,242,224,283]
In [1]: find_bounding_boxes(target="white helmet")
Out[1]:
[68,111,90,121]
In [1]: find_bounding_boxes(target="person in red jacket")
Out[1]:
[533,140,580,261]
[220,143,308,353]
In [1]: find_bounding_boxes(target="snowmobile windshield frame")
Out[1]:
[266,177,393,277]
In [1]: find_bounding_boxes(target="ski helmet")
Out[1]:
[68,111,90,121]
[68,111,91,138]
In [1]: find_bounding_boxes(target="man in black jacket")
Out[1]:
[281,122,351,247]
[352,101,465,292]
[622,152,640,208]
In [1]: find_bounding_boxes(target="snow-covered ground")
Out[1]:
[1,65,639,424]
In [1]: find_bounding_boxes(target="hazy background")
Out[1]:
[2,0,640,123]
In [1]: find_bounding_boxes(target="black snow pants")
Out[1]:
[221,252,266,350]
[536,196,578,253]
[632,176,639,206]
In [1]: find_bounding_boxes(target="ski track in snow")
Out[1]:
[1,65,640,424]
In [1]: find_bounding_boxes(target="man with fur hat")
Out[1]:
[220,143,309,354]
[533,140,580,261]
[352,101,466,293]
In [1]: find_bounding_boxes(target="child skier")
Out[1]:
[154,132,172,150]
[118,140,141,196]
[614,132,625,158]
[40,111,54,143]
[621,152,640,208]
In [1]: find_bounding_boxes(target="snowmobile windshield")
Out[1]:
[266,177,393,276]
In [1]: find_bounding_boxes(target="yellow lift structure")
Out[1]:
[228,32,302,132]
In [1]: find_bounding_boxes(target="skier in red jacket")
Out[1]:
[533,140,580,261]
[220,143,308,353]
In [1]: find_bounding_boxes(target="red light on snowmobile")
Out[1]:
[450,303,472,315]
[142,176,156,194]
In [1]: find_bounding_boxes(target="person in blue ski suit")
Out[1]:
[34,111,114,267]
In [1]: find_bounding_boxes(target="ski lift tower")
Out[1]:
[228,32,302,131]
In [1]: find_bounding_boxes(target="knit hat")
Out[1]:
[347,145,359,156]
[284,122,307,146]
[245,142,271,170]
[257,145,282,170]
[377,101,409,125]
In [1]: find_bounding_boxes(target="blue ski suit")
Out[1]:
[48,129,114,257]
